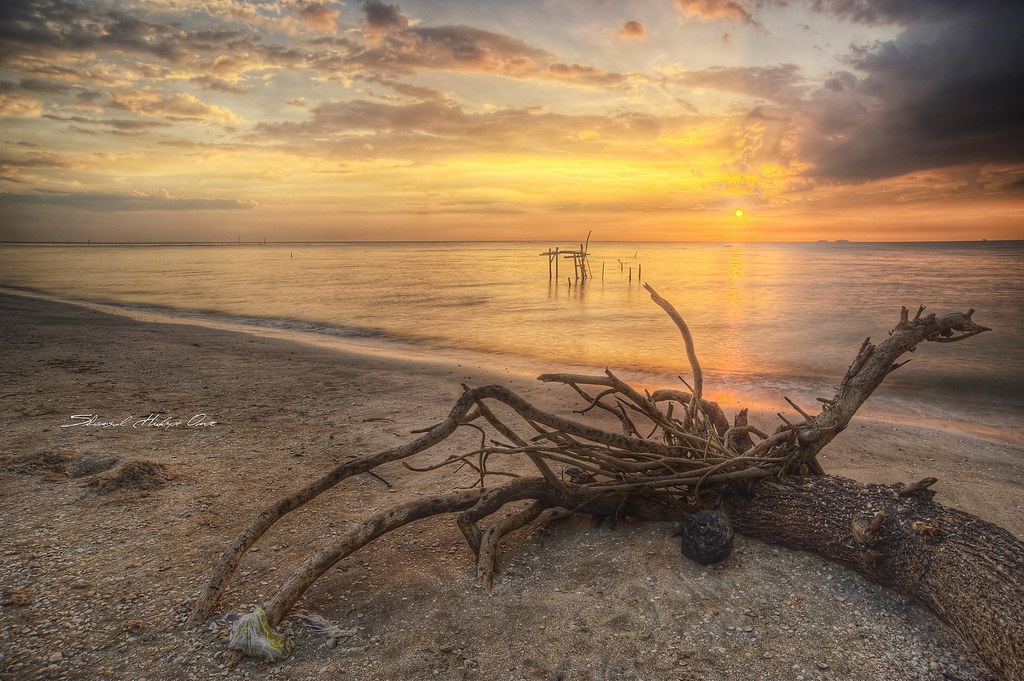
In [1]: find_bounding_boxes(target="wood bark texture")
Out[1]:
[726,476,1024,681]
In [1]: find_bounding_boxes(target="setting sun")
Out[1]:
[735,209,744,217]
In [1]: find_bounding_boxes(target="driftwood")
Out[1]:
[188,288,1024,680]
[726,476,1024,680]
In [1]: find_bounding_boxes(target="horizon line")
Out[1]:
[2,238,1021,247]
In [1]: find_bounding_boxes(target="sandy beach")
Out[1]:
[2,291,1022,681]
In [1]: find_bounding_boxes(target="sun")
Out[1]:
[734,209,744,217]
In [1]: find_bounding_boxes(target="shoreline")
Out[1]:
[5,285,1020,448]
[2,292,1022,681]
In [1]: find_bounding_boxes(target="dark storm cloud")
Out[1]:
[808,0,1020,25]
[810,3,1024,180]
[662,0,1024,182]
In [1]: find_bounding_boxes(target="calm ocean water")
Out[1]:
[2,241,1022,442]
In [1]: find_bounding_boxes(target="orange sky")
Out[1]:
[2,0,1023,242]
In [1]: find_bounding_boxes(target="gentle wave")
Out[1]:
[2,241,1022,444]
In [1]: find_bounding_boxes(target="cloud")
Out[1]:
[255,98,472,142]
[0,1,184,64]
[0,0,261,68]
[41,113,173,135]
[619,20,647,40]
[806,0,996,25]
[546,62,642,89]
[808,3,1024,180]
[0,151,79,181]
[335,5,643,90]
[673,0,757,25]
[7,77,73,95]
[669,64,806,103]
[190,75,248,94]
[363,1,411,32]
[295,2,340,32]
[0,89,43,117]
[252,97,675,160]
[109,91,243,123]
[1,189,257,211]
[352,73,449,102]
[338,24,553,79]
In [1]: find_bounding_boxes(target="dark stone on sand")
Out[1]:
[680,510,734,565]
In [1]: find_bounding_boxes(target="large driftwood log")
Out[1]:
[191,290,1024,679]
[726,476,1024,681]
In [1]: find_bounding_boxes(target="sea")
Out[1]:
[2,241,1022,444]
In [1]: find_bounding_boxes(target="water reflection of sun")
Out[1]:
[720,246,744,375]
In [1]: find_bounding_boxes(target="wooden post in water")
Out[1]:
[540,247,561,280]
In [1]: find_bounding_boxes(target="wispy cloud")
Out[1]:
[108,90,242,123]
[190,74,249,94]
[665,64,806,103]
[673,0,758,25]
[2,189,256,211]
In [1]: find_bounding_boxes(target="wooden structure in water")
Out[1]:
[541,231,592,282]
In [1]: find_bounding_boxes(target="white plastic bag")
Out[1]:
[227,607,293,661]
